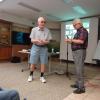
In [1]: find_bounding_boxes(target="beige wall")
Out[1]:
[46,22,61,42]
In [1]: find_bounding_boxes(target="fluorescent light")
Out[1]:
[46,14,61,21]
[73,6,87,15]
[63,0,73,3]
[0,0,4,2]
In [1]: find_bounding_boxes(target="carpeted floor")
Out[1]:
[0,61,100,100]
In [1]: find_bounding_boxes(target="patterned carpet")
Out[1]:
[0,61,100,100]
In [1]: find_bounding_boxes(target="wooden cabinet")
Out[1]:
[0,46,12,60]
[0,19,12,60]
[0,19,12,46]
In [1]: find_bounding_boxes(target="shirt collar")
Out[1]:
[77,26,83,31]
[38,27,45,31]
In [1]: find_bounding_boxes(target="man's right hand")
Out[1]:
[31,39,47,45]
[36,40,44,45]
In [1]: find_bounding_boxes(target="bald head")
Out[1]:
[38,17,45,22]
[37,17,46,29]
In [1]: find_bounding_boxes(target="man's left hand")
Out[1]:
[65,39,72,43]
[40,40,49,45]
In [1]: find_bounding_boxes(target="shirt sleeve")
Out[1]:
[79,29,88,41]
[30,28,35,39]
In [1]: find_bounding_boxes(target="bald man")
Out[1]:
[28,17,52,83]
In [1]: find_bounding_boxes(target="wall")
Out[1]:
[46,22,61,29]
[86,17,98,63]
[11,23,31,60]
[46,22,61,42]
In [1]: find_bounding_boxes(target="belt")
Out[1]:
[34,44,47,47]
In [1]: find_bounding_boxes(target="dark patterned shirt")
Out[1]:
[71,27,88,51]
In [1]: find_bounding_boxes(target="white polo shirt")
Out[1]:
[30,27,52,41]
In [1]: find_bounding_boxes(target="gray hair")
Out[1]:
[73,18,82,26]
[38,17,45,22]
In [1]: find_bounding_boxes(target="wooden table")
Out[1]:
[18,50,30,72]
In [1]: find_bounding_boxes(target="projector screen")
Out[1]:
[60,17,99,63]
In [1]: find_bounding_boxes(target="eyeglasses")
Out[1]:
[73,23,80,27]
[40,21,46,23]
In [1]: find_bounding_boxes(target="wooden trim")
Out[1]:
[0,19,12,24]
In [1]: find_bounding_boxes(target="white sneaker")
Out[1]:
[28,75,33,82]
[40,77,46,83]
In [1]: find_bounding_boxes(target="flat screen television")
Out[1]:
[11,31,31,45]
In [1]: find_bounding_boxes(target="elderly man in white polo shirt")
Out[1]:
[28,17,52,83]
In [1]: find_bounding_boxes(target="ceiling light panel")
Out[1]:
[0,0,5,3]
[46,14,61,21]
[73,6,87,15]
[63,0,74,3]
[18,2,41,13]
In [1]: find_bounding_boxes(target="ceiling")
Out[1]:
[0,0,100,22]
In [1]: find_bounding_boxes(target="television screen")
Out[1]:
[11,31,31,45]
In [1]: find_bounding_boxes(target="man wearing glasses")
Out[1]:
[28,17,52,83]
[65,19,88,94]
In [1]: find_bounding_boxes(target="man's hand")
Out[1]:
[40,40,49,45]
[31,39,42,45]
[31,39,49,45]
[36,40,44,45]
[36,40,49,45]
[65,39,72,43]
